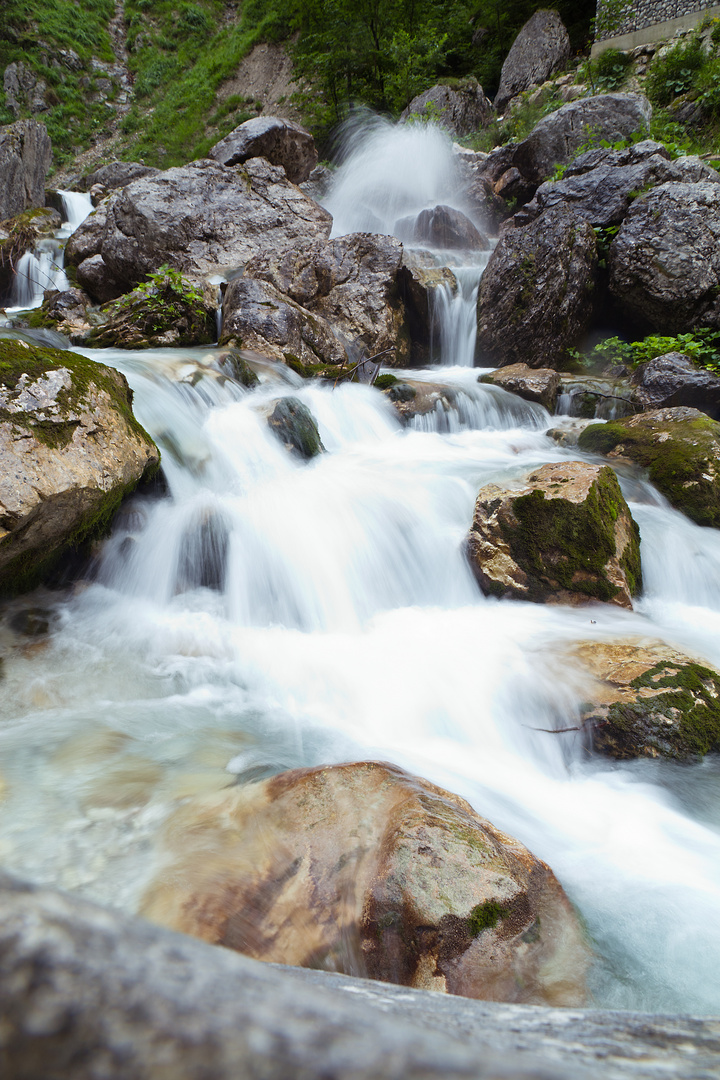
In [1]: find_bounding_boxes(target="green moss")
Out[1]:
[579,415,720,527]
[505,466,640,602]
[283,355,348,381]
[468,900,509,936]
[375,373,399,390]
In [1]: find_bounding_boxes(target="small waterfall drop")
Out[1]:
[7,190,93,310]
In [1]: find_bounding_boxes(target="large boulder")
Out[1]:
[208,116,318,185]
[479,364,560,411]
[0,338,159,595]
[578,407,720,527]
[245,233,415,366]
[65,158,332,290]
[476,207,597,369]
[609,182,720,333]
[395,204,489,251]
[495,11,571,113]
[520,152,719,229]
[466,461,641,607]
[474,95,652,201]
[141,761,589,1005]
[75,253,125,304]
[79,161,160,192]
[0,120,52,221]
[571,640,720,761]
[400,79,494,137]
[631,353,720,419]
[220,276,346,367]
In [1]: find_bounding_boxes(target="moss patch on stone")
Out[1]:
[505,466,641,602]
[468,899,509,936]
[594,661,720,761]
[578,413,720,527]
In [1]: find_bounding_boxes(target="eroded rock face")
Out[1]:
[245,233,412,365]
[609,181,720,333]
[209,116,318,185]
[578,407,720,527]
[466,461,641,607]
[570,640,720,760]
[66,159,332,290]
[0,339,159,594]
[631,353,720,419]
[400,79,494,137]
[0,120,52,221]
[142,761,588,1005]
[495,10,571,113]
[220,276,346,367]
[479,364,559,411]
[476,207,597,369]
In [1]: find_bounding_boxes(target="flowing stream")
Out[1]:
[2,124,720,1016]
[7,191,92,310]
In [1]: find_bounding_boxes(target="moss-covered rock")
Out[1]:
[267,397,324,460]
[217,349,260,390]
[578,406,720,527]
[89,267,216,349]
[571,640,720,760]
[466,461,641,607]
[0,337,159,595]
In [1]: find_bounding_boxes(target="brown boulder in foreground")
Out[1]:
[142,761,589,1006]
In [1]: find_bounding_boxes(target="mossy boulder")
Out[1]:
[89,268,216,349]
[466,461,641,607]
[267,397,324,460]
[571,639,720,761]
[578,406,720,527]
[0,338,159,595]
[141,761,589,1005]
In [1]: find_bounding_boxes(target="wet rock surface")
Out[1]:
[400,79,494,137]
[570,640,720,761]
[631,352,720,419]
[5,871,720,1080]
[209,116,318,184]
[466,461,641,607]
[267,397,325,459]
[0,119,53,221]
[578,407,720,527]
[495,10,571,113]
[0,339,159,595]
[141,761,589,1005]
[395,204,489,251]
[476,207,597,369]
[479,364,559,411]
[609,181,720,333]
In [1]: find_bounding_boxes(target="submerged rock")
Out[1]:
[209,116,318,185]
[578,407,720,527]
[0,339,159,595]
[571,639,720,760]
[466,461,641,607]
[494,10,571,113]
[609,181,720,333]
[479,364,559,411]
[476,207,597,369]
[267,397,325,459]
[141,761,589,1005]
[400,79,493,137]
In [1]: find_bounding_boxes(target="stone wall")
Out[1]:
[596,0,716,42]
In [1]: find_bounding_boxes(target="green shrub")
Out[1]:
[646,36,705,105]
[592,47,632,90]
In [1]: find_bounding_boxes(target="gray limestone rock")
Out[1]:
[495,10,571,113]
[0,119,53,221]
[80,160,161,191]
[631,352,720,419]
[400,79,494,137]
[209,115,318,184]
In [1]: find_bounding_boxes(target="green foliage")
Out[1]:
[577,330,720,374]
[646,35,706,106]
[460,84,565,153]
[468,899,509,936]
[590,47,632,91]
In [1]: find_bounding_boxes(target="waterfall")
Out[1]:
[7,190,92,310]
[430,264,490,367]
[4,129,720,1018]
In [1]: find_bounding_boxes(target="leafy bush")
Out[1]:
[646,36,705,105]
[592,47,632,90]
[576,330,720,373]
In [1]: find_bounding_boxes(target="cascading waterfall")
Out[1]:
[3,127,720,1017]
[7,190,92,310]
